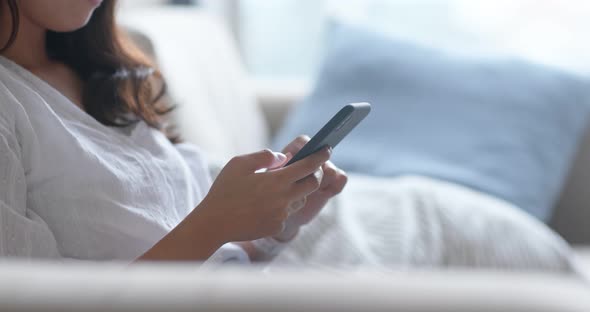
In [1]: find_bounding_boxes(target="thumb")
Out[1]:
[239,149,288,173]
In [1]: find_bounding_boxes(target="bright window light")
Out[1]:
[223,0,590,79]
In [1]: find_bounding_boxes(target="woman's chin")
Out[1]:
[49,16,94,33]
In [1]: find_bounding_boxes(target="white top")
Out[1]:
[0,55,244,262]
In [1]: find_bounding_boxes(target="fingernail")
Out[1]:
[274,152,287,162]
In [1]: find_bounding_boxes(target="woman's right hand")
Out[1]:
[194,147,331,244]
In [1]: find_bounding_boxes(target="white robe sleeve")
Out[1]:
[0,113,60,259]
[174,142,213,198]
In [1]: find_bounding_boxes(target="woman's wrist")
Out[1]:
[273,222,300,242]
[189,200,233,245]
[250,236,290,261]
[136,204,228,262]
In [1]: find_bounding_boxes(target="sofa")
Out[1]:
[1,7,588,312]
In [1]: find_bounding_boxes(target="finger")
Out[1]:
[323,169,348,196]
[290,167,324,197]
[278,146,331,182]
[282,135,311,156]
[268,152,292,171]
[233,149,287,173]
[287,197,307,214]
[318,161,338,191]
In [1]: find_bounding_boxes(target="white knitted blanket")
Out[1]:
[272,175,575,273]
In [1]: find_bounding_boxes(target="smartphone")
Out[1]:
[285,102,371,166]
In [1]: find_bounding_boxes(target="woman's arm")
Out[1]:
[137,148,331,262]
[136,207,227,261]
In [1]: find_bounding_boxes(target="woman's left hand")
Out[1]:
[272,135,348,242]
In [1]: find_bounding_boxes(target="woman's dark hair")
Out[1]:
[0,0,177,142]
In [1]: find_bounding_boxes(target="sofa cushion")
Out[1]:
[274,22,590,221]
[119,8,269,164]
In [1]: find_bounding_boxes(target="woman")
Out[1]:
[0,0,347,262]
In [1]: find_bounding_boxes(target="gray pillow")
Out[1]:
[274,23,590,221]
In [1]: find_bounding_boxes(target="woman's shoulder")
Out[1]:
[0,68,18,117]
[0,64,48,169]
[0,60,37,107]
[0,64,35,136]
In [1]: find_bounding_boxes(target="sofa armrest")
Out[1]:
[255,79,310,139]
[1,262,588,312]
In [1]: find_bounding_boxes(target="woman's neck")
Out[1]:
[0,2,52,70]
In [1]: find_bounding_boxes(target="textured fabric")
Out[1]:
[274,23,590,221]
[0,56,215,260]
[272,175,575,273]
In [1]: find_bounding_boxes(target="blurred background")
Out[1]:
[120,0,590,83]
[115,0,590,240]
